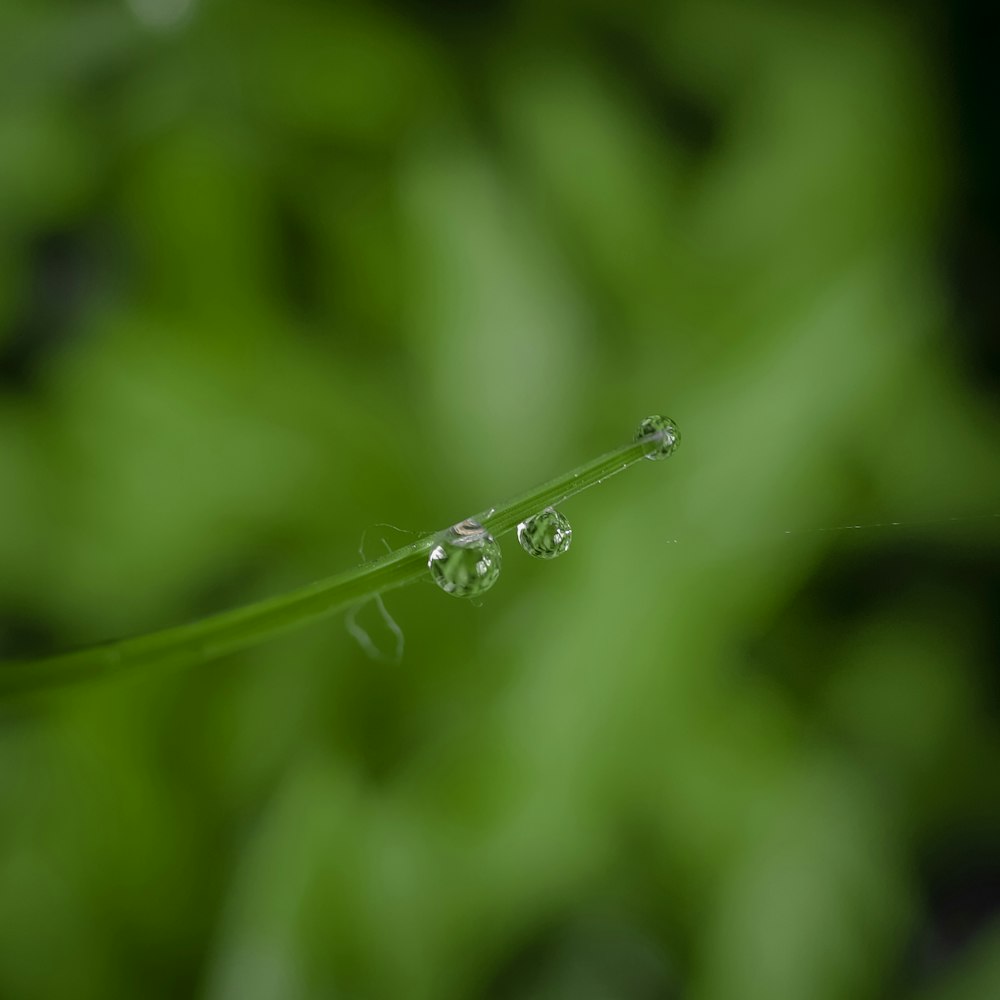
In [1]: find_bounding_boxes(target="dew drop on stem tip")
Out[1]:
[635,415,680,460]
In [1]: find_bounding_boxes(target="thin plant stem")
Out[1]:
[1,427,673,696]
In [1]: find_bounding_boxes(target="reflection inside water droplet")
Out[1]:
[635,415,680,460]
[428,518,502,597]
[517,507,573,559]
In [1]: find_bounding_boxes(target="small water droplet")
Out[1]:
[517,507,573,559]
[635,415,680,460]
[428,518,502,597]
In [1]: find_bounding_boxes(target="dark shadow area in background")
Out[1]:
[0,229,98,391]
[943,0,1000,390]
[914,838,1000,979]
[750,530,1000,989]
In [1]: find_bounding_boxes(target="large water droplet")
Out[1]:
[517,507,573,559]
[635,415,680,460]
[428,518,502,597]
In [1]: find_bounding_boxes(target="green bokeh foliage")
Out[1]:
[1,1,998,998]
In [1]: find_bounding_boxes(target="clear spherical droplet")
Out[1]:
[517,507,573,559]
[428,518,502,597]
[635,414,680,460]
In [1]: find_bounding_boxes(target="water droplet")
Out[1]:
[635,415,680,460]
[517,507,573,559]
[428,518,502,597]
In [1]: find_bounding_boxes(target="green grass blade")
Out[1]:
[0,424,676,695]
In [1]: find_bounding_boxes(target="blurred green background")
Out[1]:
[2,0,999,997]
